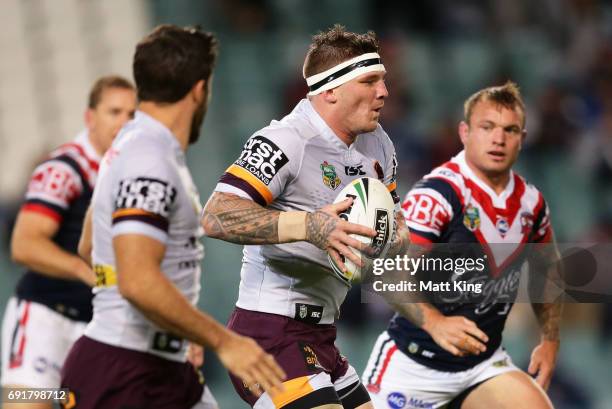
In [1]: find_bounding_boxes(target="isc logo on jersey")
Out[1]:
[236,136,289,186]
[116,177,177,217]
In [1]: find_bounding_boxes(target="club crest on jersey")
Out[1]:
[496,216,509,236]
[463,204,480,231]
[520,212,534,234]
[321,161,341,190]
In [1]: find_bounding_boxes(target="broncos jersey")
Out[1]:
[16,131,100,322]
[388,150,553,371]
[84,111,204,362]
[215,99,399,324]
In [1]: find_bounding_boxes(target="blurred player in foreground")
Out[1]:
[202,25,406,409]
[60,24,286,409]
[363,82,561,409]
[1,75,135,409]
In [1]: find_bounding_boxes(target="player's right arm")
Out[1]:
[114,233,285,396]
[201,132,375,272]
[388,176,487,356]
[11,159,95,286]
[202,192,373,270]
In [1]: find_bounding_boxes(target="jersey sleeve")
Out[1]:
[215,130,301,206]
[401,178,460,244]
[110,147,179,244]
[21,157,84,223]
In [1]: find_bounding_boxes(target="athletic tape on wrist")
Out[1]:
[304,52,385,96]
[278,211,307,242]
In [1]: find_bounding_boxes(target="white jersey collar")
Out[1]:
[134,111,182,152]
[452,150,515,208]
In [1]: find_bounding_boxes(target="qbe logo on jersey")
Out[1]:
[116,177,177,217]
[236,136,289,186]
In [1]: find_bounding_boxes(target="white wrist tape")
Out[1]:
[278,211,308,242]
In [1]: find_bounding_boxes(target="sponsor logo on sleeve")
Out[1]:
[235,136,289,186]
[115,177,177,217]
[404,194,450,233]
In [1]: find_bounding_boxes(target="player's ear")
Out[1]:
[191,79,206,103]
[84,109,94,128]
[458,121,469,145]
[321,88,337,104]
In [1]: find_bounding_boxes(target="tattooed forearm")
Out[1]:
[387,211,410,257]
[391,302,439,329]
[391,302,425,327]
[529,237,562,341]
[201,192,280,245]
[305,210,337,250]
[532,303,562,341]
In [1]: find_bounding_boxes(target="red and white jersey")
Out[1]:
[387,150,554,372]
[16,130,100,322]
[22,130,100,223]
[402,150,552,269]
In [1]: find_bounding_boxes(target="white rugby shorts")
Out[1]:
[1,297,86,387]
[362,331,519,409]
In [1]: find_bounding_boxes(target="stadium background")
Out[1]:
[1,1,611,408]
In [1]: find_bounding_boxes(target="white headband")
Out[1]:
[304,52,385,96]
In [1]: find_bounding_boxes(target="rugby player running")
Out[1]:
[202,25,408,409]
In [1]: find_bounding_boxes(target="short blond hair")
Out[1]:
[464,81,526,128]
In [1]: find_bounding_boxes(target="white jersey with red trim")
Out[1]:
[215,99,399,324]
[387,150,553,372]
[84,111,204,362]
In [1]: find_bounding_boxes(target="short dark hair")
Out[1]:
[133,24,218,103]
[303,24,380,78]
[88,75,134,109]
[464,81,526,128]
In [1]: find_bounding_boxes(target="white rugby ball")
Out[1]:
[327,177,395,284]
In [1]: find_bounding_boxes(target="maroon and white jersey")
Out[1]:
[16,130,100,322]
[387,150,553,372]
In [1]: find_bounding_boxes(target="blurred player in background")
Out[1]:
[60,24,286,409]
[363,82,561,409]
[202,25,407,409]
[0,75,136,409]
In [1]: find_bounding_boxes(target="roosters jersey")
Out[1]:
[215,99,399,324]
[388,150,553,371]
[16,131,100,322]
[84,112,204,362]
